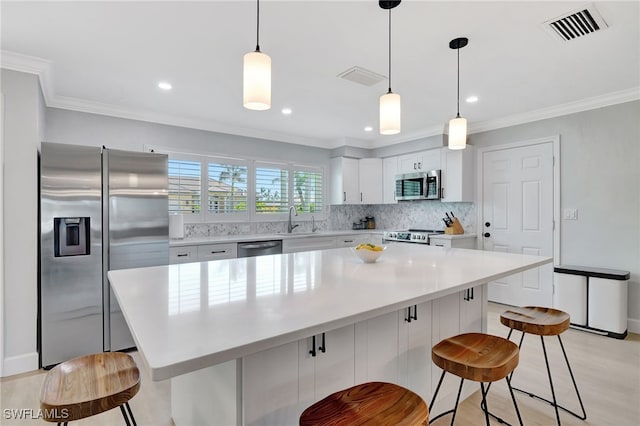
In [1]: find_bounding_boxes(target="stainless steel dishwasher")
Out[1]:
[237,240,283,258]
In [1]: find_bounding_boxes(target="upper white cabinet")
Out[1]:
[397,149,441,174]
[440,146,475,202]
[331,157,382,205]
[382,157,398,204]
[358,158,383,204]
[331,157,359,204]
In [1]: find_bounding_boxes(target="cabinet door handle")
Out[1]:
[417,162,422,169]
[413,162,417,170]
[343,239,354,243]
[360,192,363,202]
[405,306,412,323]
[210,250,227,254]
[309,335,317,357]
[441,187,445,198]
[343,192,346,202]
[470,287,474,300]
[318,333,326,354]
[411,304,417,321]
[177,253,189,257]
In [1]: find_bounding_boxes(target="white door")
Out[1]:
[482,142,554,307]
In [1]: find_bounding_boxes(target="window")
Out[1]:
[255,163,289,214]
[207,161,248,216]
[293,168,323,214]
[168,159,201,215]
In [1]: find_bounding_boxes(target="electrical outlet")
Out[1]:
[563,208,578,220]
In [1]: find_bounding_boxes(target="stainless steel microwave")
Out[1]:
[395,170,441,200]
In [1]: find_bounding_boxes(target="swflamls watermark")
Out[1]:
[3,408,69,420]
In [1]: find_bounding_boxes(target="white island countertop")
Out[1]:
[109,244,550,381]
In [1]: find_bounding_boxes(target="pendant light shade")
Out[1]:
[448,116,467,150]
[448,37,468,150]
[243,50,271,110]
[243,0,271,110]
[380,91,401,135]
[379,1,401,135]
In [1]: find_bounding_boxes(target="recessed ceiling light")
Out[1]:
[466,95,478,103]
[364,126,373,132]
[158,81,172,91]
[281,107,293,115]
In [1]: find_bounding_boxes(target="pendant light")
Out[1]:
[379,1,401,135]
[243,0,271,110]
[448,37,468,149]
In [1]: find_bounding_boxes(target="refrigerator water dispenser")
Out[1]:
[54,217,90,256]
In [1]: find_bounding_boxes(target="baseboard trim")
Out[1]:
[628,318,640,335]
[2,351,39,377]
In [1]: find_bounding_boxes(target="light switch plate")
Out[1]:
[563,208,578,220]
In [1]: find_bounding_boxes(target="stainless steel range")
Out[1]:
[383,229,445,245]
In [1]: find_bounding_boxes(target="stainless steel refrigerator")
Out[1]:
[39,142,168,368]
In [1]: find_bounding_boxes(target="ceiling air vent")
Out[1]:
[543,4,608,41]
[337,66,386,86]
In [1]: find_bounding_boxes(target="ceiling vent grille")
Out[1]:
[337,66,386,86]
[543,4,608,41]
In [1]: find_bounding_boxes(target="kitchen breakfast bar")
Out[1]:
[108,244,551,426]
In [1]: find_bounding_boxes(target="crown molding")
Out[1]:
[468,87,640,135]
[3,50,638,150]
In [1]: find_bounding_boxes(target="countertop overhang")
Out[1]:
[109,244,550,381]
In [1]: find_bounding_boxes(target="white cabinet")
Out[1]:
[358,158,383,204]
[397,149,441,174]
[354,311,400,384]
[429,235,477,249]
[382,156,398,204]
[283,236,336,254]
[243,341,300,426]
[197,243,237,260]
[169,246,196,264]
[330,157,359,204]
[331,157,382,205]
[299,326,355,413]
[440,146,475,202]
[398,302,432,402]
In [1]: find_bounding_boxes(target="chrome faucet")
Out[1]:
[288,206,299,233]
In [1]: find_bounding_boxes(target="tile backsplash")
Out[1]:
[180,201,475,239]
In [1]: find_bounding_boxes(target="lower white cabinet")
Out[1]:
[398,302,433,402]
[283,236,336,253]
[354,311,400,384]
[429,235,477,249]
[299,325,356,410]
[197,243,237,260]
[169,246,196,264]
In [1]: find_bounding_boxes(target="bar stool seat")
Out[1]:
[430,333,522,425]
[40,352,140,425]
[500,306,586,426]
[299,381,429,425]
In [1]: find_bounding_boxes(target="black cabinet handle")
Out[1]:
[319,333,326,353]
[343,192,346,202]
[411,304,417,321]
[309,335,316,357]
[405,306,412,323]
[177,253,189,257]
[470,287,474,300]
[210,250,227,254]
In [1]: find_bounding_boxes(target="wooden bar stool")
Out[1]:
[40,352,140,426]
[500,306,587,425]
[299,381,429,425]
[430,332,523,426]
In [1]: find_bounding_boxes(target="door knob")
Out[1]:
[485,222,491,227]
[484,232,491,238]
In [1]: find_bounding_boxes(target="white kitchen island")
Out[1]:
[109,244,551,426]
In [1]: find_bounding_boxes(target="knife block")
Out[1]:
[444,218,464,235]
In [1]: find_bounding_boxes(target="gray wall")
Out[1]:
[1,69,42,375]
[470,101,640,323]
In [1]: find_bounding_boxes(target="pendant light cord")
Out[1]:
[387,8,392,94]
[456,46,460,118]
[255,0,261,52]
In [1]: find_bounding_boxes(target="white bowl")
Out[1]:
[352,245,387,263]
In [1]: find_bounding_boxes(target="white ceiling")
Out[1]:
[2,1,639,149]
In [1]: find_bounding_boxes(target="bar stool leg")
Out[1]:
[540,336,562,426]
[480,383,491,426]
[557,335,587,420]
[429,370,466,425]
[449,378,465,426]
[505,375,524,426]
[125,402,138,426]
[120,405,132,426]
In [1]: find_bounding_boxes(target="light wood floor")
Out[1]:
[1,303,638,425]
